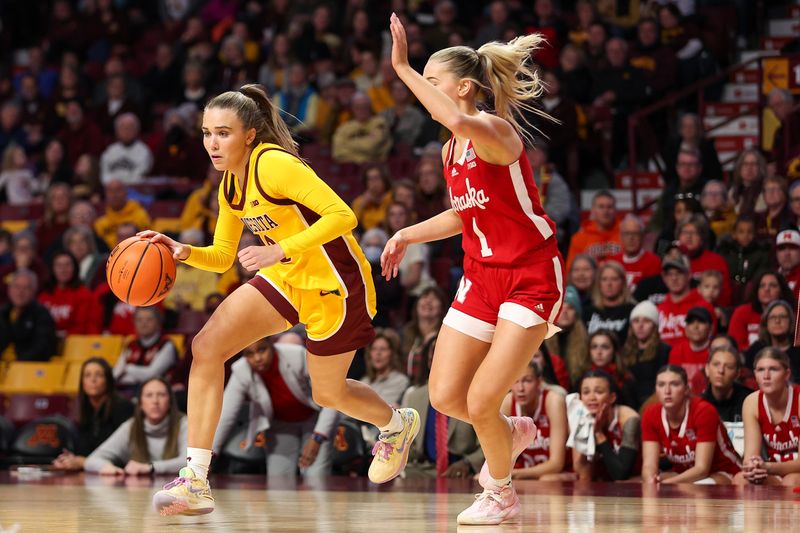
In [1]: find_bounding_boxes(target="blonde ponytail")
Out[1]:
[430,34,554,142]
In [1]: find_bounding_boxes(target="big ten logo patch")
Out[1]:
[334,425,349,452]
[239,432,267,449]
[27,424,60,448]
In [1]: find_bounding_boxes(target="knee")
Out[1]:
[190,331,222,365]
[312,381,345,409]
[466,391,497,424]
[429,383,464,418]
[781,473,800,486]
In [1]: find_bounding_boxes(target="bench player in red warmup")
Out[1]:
[381,14,565,525]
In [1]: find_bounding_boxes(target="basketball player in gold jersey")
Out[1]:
[144,84,420,516]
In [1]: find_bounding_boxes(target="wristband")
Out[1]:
[312,432,327,444]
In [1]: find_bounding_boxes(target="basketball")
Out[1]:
[106,236,177,306]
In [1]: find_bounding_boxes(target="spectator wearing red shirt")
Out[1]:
[38,251,101,337]
[607,214,661,293]
[641,365,741,484]
[113,307,177,389]
[566,190,621,272]
[677,215,731,307]
[729,272,795,352]
[669,306,712,395]
[657,250,716,347]
[56,100,106,167]
[776,229,800,292]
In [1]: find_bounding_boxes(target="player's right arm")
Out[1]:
[139,187,244,273]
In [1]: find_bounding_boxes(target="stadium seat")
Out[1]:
[4,394,72,427]
[60,362,83,395]
[0,220,31,234]
[168,334,186,358]
[9,415,78,465]
[0,362,67,395]
[0,203,44,221]
[62,335,124,364]
[331,419,369,476]
[2,346,15,362]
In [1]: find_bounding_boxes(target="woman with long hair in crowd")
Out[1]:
[382,14,564,524]
[620,300,671,407]
[580,330,638,408]
[729,271,795,352]
[744,300,800,375]
[583,261,635,343]
[545,285,589,388]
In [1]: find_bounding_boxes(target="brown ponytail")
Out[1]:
[205,83,299,157]
[430,34,554,143]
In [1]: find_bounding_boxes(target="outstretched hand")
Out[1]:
[389,12,409,72]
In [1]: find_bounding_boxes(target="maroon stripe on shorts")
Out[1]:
[248,275,299,325]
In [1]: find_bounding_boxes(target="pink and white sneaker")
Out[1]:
[457,483,520,525]
[478,416,536,487]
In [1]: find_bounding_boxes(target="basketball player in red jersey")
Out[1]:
[735,348,800,486]
[382,14,564,525]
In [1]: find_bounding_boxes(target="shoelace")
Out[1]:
[163,476,189,490]
[473,489,505,506]
[371,440,394,461]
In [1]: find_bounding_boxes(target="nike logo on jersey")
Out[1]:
[319,289,341,297]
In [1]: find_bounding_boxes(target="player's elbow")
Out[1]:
[341,210,358,232]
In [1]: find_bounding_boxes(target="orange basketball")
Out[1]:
[106,236,177,306]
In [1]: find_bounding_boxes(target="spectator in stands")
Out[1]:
[716,215,770,305]
[36,139,72,191]
[424,1,470,53]
[414,159,446,223]
[607,214,661,293]
[57,100,105,166]
[38,251,101,337]
[0,230,11,267]
[652,148,708,234]
[94,74,142,137]
[213,338,337,478]
[657,3,713,86]
[500,361,568,479]
[351,50,393,113]
[669,306,713,395]
[332,91,392,163]
[359,228,403,328]
[754,176,793,243]
[702,345,752,423]
[641,365,740,484]
[401,333,484,479]
[557,43,593,106]
[677,215,731,306]
[572,370,641,481]
[35,182,72,255]
[99,113,153,185]
[380,79,426,149]
[275,63,320,135]
[565,190,621,272]
[744,301,800,374]
[535,73,579,190]
[0,142,37,204]
[151,103,207,183]
[113,307,178,389]
[218,34,257,92]
[583,261,635,343]
[0,269,56,361]
[0,231,48,292]
[697,270,727,329]
[351,164,393,231]
[654,192,704,256]
[546,285,589,388]
[359,329,410,407]
[729,272,794,353]
[527,144,575,242]
[179,165,223,235]
[768,88,800,178]
[776,229,800,291]
[735,348,800,486]
[701,180,736,239]
[84,377,187,476]
[473,1,511,47]
[787,182,800,231]
[568,254,597,312]
[72,154,103,203]
[566,0,596,48]
[581,330,638,407]
[384,201,435,298]
[163,229,219,313]
[657,250,715,348]
[63,225,106,290]
[0,101,26,154]
[94,180,151,249]
[663,114,723,184]
[729,149,767,216]
[402,286,448,384]
[629,17,678,101]
[52,357,134,471]
[621,300,671,407]
[392,179,417,221]
[179,59,210,109]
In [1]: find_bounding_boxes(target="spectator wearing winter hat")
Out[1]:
[776,229,800,291]
[657,249,716,348]
[544,285,589,387]
[669,306,714,395]
[621,300,671,407]
[607,214,661,293]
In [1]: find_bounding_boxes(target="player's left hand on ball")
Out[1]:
[238,244,286,271]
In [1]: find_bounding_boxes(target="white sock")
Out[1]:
[378,409,404,434]
[186,447,212,480]
[487,474,512,488]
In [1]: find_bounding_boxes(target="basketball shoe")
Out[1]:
[368,408,420,483]
[457,482,520,525]
[477,416,537,487]
[152,467,215,516]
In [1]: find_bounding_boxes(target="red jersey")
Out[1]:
[668,340,710,395]
[657,289,716,347]
[444,137,558,266]
[512,391,551,467]
[607,250,662,291]
[642,397,740,475]
[38,286,102,336]
[257,351,317,422]
[728,304,761,352]
[758,385,800,463]
[689,250,732,306]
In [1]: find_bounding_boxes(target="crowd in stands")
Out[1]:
[0,0,800,486]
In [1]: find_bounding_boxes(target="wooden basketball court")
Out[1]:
[0,472,798,532]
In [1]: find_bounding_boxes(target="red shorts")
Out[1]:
[443,254,565,343]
